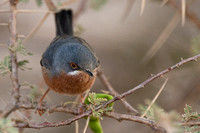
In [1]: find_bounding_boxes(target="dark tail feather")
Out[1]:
[55,9,73,36]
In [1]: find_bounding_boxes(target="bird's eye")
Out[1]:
[70,62,78,69]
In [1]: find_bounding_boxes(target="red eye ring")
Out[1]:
[70,62,78,69]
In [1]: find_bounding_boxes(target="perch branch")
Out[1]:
[14,53,200,130]
[94,54,200,114]
[105,112,166,133]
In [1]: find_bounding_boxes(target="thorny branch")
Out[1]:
[2,0,20,118]
[13,54,200,131]
[1,0,200,132]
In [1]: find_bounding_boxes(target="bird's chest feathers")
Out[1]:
[42,68,95,95]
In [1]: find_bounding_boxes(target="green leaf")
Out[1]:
[18,60,32,71]
[0,56,11,76]
[85,93,113,119]
[182,104,200,122]
[9,39,33,56]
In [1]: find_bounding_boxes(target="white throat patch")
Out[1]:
[68,71,80,75]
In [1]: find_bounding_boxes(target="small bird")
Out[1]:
[39,9,100,108]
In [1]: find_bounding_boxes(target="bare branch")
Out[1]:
[14,54,200,130]
[8,0,20,104]
[0,23,9,26]
[95,54,200,114]
[181,121,200,126]
[44,0,56,11]
[105,112,166,133]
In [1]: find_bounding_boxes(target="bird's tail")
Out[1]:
[55,9,73,36]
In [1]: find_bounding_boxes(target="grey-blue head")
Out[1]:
[41,36,99,77]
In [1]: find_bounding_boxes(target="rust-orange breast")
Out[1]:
[42,67,96,95]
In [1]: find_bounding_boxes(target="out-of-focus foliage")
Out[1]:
[19,0,42,7]
[138,99,183,133]
[90,0,107,10]
[191,35,200,55]
[74,24,85,36]
[0,118,18,133]
[35,0,43,7]
[9,39,33,56]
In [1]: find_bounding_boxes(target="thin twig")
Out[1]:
[83,116,90,133]
[142,78,168,118]
[0,43,8,47]
[23,13,50,44]
[18,102,78,115]
[44,0,56,11]
[94,54,200,114]
[97,71,139,114]
[142,11,180,64]
[59,0,78,9]
[0,23,9,26]
[17,34,26,38]
[181,0,186,26]
[8,0,20,104]
[105,112,166,133]
[0,9,10,13]
[181,121,200,126]
[16,10,51,13]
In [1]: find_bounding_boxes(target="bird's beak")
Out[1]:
[85,70,93,77]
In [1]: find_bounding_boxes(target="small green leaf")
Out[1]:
[18,60,32,71]
[0,56,11,76]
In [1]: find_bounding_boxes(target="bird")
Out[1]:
[39,9,100,111]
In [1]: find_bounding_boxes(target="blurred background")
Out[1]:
[0,0,200,132]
